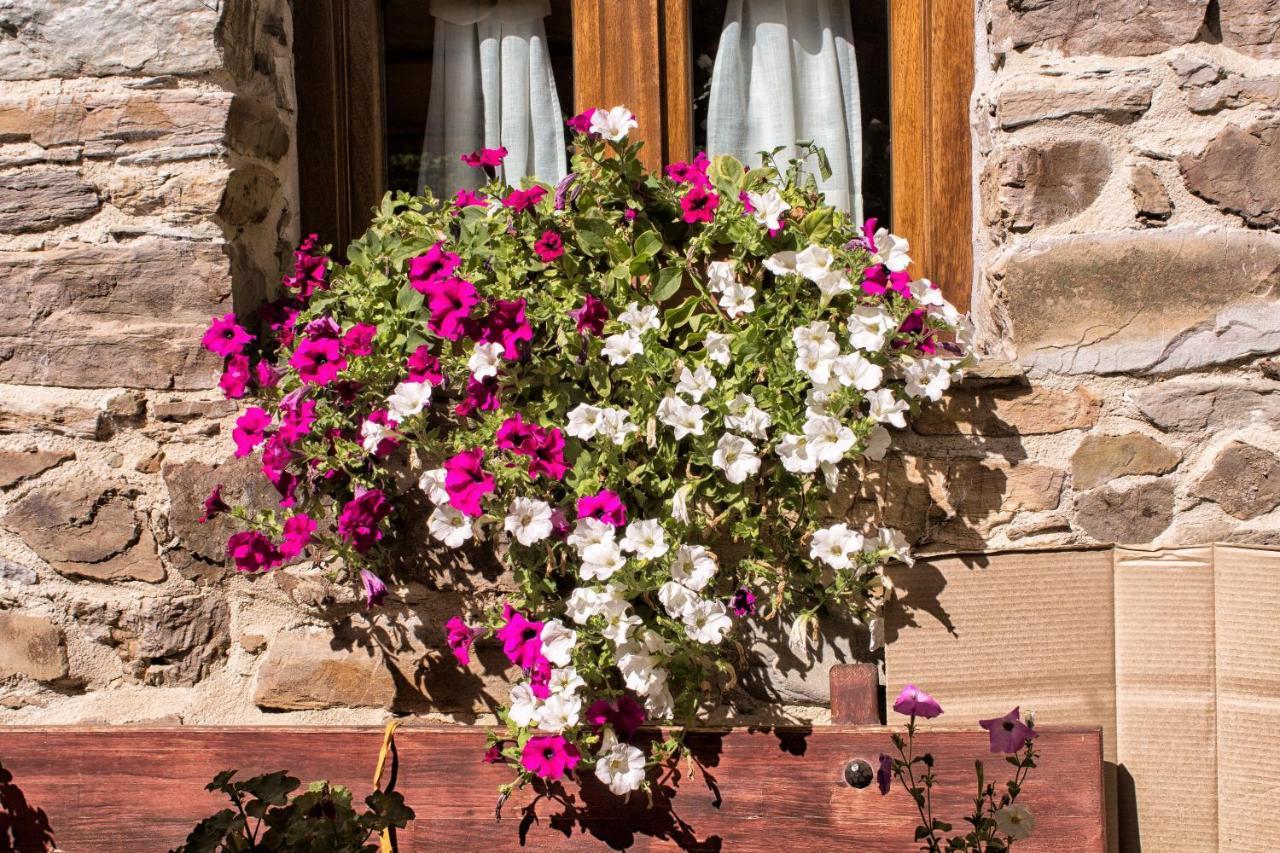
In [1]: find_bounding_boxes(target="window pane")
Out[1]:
[383,0,575,198]
[690,0,891,224]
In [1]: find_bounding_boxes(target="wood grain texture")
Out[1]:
[660,0,693,164]
[890,0,974,312]
[829,662,881,725]
[0,725,1104,851]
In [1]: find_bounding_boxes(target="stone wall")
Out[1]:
[1,0,1278,724]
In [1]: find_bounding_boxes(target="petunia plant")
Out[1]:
[202,106,973,803]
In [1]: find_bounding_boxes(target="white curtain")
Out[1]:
[420,0,567,197]
[707,0,863,220]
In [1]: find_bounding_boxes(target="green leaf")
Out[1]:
[815,145,833,182]
[800,207,835,243]
[709,154,745,193]
[652,267,684,303]
[664,295,700,329]
[633,229,663,261]
[396,283,424,313]
[239,770,300,806]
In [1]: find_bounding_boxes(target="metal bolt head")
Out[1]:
[843,758,874,789]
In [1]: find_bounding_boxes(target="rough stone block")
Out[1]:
[914,385,1101,436]
[982,140,1111,232]
[1131,165,1173,225]
[0,238,231,389]
[163,456,279,568]
[1133,381,1280,431]
[993,0,1209,56]
[1074,479,1175,543]
[1180,123,1280,229]
[0,612,68,682]
[1192,441,1280,519]
[992,229,1280,375]
[254,631,397,711]
[1071,433,1181,489]
[0,168,99,233]
[739,613,875,705]
[0,448,74,489]
[1219,0,1280,59]
[997,80,1153,130]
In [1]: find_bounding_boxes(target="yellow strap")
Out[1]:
[373,719,404,853]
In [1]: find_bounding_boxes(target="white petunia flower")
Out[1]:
[619,301,660,334]
[792,321,836,351]
[682,599,732,644]
[810,522,865,570]
[565,403,604,440]
[671,483,693,525]
[706,260,736,293]
[468,341,505,380]
[657,394,708,440]
[428,505,474,548]
[386,381,432,421]
[795,244,834,281]
[548,665,586,698]
[565,587,608,624]
[644,683,675,719]
[872,227,911,272]
[603,331,644,365]
[361,418,394,454]
[620,519,669,560]
[832,352,884,391]
[590,105,638,141]
[504,497,553,546]
[658,580,697,618]
[703,331,731,367]
[903,357,954,402]
[876,527,914,566]
[568,517,615,552]
[815,270,852,301]
[848,305,894,352]
[868,388,909,428]
[712,432,761,484]
[804,415,856,464]
[540,619,578,667]
[763,250,798,276]
[594,736,647,795]
[794,339,840,384]
[776,433,819,474]
[508,683,541,727]
[597,408,637,445]
[747,188,790,230]
[617,649,661,694]
[719,282,756,318]
[863,425,892,461]
[671,544,717,591]
[676,364,717,401]
[581,539,626,581]
[538,692,582,733]
[418,468,449,505]
[725,393,772,440]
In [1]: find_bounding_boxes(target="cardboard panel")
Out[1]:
[1214,545,1280,853]
[1114,547,1217,853]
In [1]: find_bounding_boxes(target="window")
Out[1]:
[294,0,973,311]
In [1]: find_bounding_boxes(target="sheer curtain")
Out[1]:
[420,0,567,198]
[706,0,863,220]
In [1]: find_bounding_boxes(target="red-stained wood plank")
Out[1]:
[0,725,1103,852]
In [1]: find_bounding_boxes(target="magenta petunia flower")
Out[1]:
[362,409,400,458]
[892,684,943,720]
[502,185,547,214]
[424,276,479,341]
[336,488,391,553]
[443,447,495,517]
[495,413,539,455]
[877,753,893,795]
[405,346,444,384]
[730,587,757,617]
[278,513,316,559]
[576,489,627,527]
[202,313,254,357]
[521,735,581,781]
[278,397,317,445]
[340,323,377,356]
[624,207,638,222]
[303,316,341,341]
[260,299,300,348]
[290,337,347,386]
[862,265,912,299]
[461,146,507,168]
[259,434,297,508]
[198,485,229,523]
[534,230,564,262]
[861,217,879,252]
[253,359,280,389]
[220,354,251,399]
[567,107,597,135]
[445,616,478,666]
[585,694,647,740]
[283,240,328,299]
[680,185,719,224]
[226,530,279,573]
[526,426,568,482]
[232,407,272,458]
[550,508,572,539]
[455,189,487,209]
[495,605,545,670]
[979,707,1036,754]
[408,242,462,293]
[529,656,553,699]
[360,569,389,609]
[570,293,608,337]
[454,375,500,418]
[483,743,503,764]
[477,298,533,360]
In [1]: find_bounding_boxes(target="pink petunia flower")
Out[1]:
[259,434,297,508]
[278,396,317,445]
[461,146,507,169]
[260,299,300,348]
[477,298,533,360]
[232,407,272,458]
[570,293,608,337]
[495,413,539,455]
[862,265,912,299]
[534,230,564,262]
[340,323,377,356]
[483,743,504,764]
[666,151,709,187]
[253,359,280,389]
[680,185,719,224]
[576,489,627,527]
[360,569,389,609]
[198,485,228,523]
[220,354,251,399]
[526,427,569,482]
[443,447,495,517]
[424,276,479,341]
[406,346,444,383]
[502,185,548,214]
[892,684,943,720]
[336,488,391,553]
[585,694,647,740]
[362,409,400,458]
[455,189,487,209]
[454,375,500,418]
[278,514,316,559]
[303,316,341,341]
[495,605,545,670]
[445,616,478,666]
[408,242,462,293]
[979,707,1036,754]
[521,735,581,781]
[290,337,347,386]
[730,587,757,617]
[202,313,254,357]
[283,237,328,299]
[529,657,553,699]
[566,108,597,135]
[226,530,279,573]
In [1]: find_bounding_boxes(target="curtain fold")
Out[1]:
[707,0,863,220]
[420,0,567,198]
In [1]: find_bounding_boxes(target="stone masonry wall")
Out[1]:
[1,0,1278,725]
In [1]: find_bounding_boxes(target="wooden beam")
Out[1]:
[829,663,881,725]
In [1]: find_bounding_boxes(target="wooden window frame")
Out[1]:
[294,0,973,309]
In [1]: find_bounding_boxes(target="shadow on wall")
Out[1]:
[0,761,56,853]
